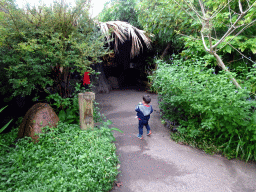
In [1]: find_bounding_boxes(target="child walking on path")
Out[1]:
[135,95,153,139]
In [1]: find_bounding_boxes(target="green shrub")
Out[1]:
[151,57,256,161]
[46,81,106,125]
[0,1,109,100]
[46,92,80,124]
[0,121,121,191]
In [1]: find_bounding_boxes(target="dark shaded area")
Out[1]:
[0,94,38,133]
[103,39,153,91]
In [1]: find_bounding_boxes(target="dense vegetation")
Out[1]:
[0,1,122,191]
[149,0,256,161]
[151,56,256,161]
[0,74,121,191]
[1,1,256,191]
[100,0,256,161]
[0,121,121,191]
[98,0,141,28]
[0,0,109,100]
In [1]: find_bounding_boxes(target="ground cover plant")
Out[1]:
[0,89,121,191]
[0,119,121,192]
[151,56,256,161]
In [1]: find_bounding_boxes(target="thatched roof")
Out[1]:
[99,21,152,59]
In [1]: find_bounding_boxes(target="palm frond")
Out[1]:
[99,21,152,58]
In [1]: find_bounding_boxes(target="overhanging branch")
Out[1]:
[217,19,256,52]
[201,32,210,52]
[212,12,245,49]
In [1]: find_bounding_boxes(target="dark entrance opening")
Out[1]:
[102,39,151,91]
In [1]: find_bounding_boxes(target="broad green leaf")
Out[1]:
[225,46,232,54]
[110,127,124,133]
[251,48,256,54]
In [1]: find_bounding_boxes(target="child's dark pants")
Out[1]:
[138,119,150,135]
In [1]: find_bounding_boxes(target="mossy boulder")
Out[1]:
[18,103,59,142]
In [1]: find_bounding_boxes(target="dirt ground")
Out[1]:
[95,89,256,192]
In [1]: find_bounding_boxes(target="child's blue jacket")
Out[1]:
[135,103,153,121]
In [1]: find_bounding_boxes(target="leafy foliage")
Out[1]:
[46,82,106,125]
[0,0,109,99]
[173,0,256,88]
[98,0,141,29]
[0,121,121,191]
[138,0,197,42]
[151,57,256,161]
[181,34,256,76]
[137,0,196,56]
[137,0,256,82]
[46,92,80,124]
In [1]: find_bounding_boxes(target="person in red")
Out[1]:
[83,72,90,89]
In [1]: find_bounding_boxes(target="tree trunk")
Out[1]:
[154,42,172,71]
[91,64,112,93]
[160,42,172,59]
[51,66,72,98]
[212,51,241,89]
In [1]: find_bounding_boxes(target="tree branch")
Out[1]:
[217,19,256,52]
[201,32,210,52]
[198,0,205,17]
[239,0,244,14]
[244,1,256,12]
[210,37,255,65]
[160,42,172,59]
[208,31,213,52]
[212,52,241,89]
[187,0,203,20]
[211,0,234,19]
[212,12,245,49]
[229,4,232,26]
[246,0,250,7]
[172,0,197,20]
[225,42,255,64]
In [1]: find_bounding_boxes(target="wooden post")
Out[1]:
[78,92,95,130]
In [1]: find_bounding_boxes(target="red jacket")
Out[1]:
[83,72,90,85]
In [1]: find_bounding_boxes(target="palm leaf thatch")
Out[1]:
[99,21,152,58]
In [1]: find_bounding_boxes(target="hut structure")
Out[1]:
[91,21,152,93]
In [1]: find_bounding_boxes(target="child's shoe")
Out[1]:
[147,130,152,136]
[137,134,143,139]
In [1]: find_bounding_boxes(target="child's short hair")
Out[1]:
[143,95,151,104]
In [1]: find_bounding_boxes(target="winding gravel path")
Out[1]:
[95,90,256,192]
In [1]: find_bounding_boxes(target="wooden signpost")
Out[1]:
[78,92,95,130]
